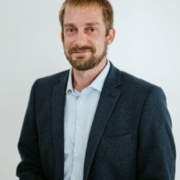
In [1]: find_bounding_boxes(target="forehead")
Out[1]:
[63,5,103,25]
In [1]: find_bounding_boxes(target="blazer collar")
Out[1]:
[84,62,122,180]
[52,73,68,180]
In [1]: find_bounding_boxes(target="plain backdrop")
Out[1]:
[0,0,179,179]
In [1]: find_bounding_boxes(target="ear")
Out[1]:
[61,31,64,43]
[106,28,115,45]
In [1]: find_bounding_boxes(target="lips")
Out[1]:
[68,46,95,54]
[72,50,91,54]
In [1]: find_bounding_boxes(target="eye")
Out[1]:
[88,28,96,32]
[66,28,76,33]
[69,28,75,32]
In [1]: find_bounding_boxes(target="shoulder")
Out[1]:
[110,64,165,100]
[122,71,167,109]
[122,71,164,94]
[33,70,69,89]
[121,70,160,90]
[29,70,69,95]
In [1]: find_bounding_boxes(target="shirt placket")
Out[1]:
[71,92,85,180]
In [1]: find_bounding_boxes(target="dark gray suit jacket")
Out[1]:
[17,63,176,180]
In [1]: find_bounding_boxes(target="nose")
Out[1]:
[74,31,88,47]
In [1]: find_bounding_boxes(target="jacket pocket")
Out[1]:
[102,133,132,142]
[101,133,133,170]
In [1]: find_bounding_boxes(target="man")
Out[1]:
[17,0,176,180]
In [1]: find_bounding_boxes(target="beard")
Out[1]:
[64,41,108,71]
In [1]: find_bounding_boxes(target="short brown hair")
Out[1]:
[59,0,114,35]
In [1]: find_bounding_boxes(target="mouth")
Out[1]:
[71,50,91,55]
[69,46,95,55]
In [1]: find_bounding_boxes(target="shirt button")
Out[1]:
[77,126,81,130]
[75,152,79,156]
[80,100,83,104]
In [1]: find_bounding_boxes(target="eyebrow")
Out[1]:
[86,22,100,26]
[64,23,75,27]
[64,22,100,27]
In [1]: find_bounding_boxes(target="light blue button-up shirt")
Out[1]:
[64,60,110,180]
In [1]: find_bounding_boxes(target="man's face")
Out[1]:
[62,5,112,71]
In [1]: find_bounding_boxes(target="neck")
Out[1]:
[72,58,107,92]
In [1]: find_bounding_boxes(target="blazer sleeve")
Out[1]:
[16,81,45,180]
[137,86,176,180]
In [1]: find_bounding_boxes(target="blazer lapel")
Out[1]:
[52,73,68,180]
[84,63,122,180]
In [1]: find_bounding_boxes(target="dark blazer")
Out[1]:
[17,62,176,180]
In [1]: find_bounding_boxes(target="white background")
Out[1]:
[0,0,179,179]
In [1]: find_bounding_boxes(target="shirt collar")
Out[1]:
[66,68,74,93]
[66,60,110,93]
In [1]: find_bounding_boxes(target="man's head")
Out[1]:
[59,0,115,71]
[59,0,114,36]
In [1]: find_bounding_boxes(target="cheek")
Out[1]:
[63,39,72,52]
[93,37,106,51]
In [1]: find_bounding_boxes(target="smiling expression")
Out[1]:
[62,5,112,71]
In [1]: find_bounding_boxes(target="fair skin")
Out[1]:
[62,5,115,92]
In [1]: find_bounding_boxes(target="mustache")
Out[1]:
[68,46,95,54]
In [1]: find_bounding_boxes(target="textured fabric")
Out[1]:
[17,62,176,180]
[64,61,110,180]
